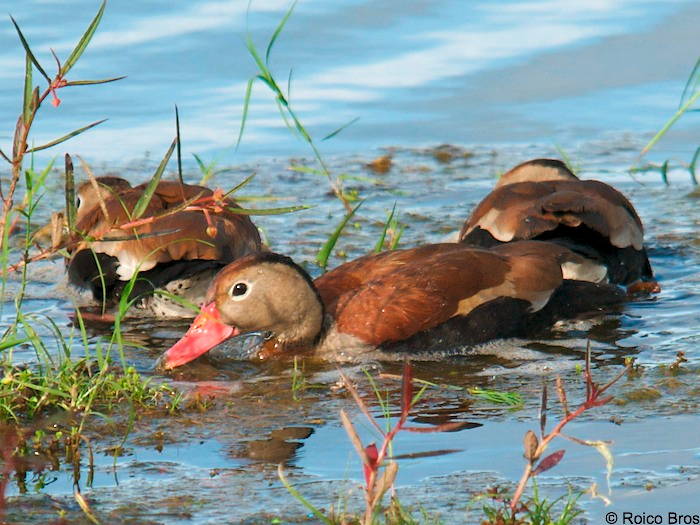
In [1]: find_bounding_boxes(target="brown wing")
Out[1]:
[314,243,466,315]
[319,244,563,346]
[460,179,643,250]
[71,180,261,279]
[495,158,578,188]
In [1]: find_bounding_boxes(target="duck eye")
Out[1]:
[231,282,248,297]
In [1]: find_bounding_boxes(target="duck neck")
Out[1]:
[270,286,326,354]
[259,315,328,358]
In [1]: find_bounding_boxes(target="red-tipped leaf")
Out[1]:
[532,449,565,476]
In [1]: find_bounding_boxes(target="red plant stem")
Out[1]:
[509,401,589,513]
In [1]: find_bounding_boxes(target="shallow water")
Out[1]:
[1,1,700,524]
[4,141,700,524]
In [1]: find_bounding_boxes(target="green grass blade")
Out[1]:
[374,202,396,253]
[26,118,107,153]
[132,136,177,219]
[225,204,310,215]
[0,337,30,352]
[316,201,362,270]
[642,90,700,156]
[193,153,207,174]
[689,146,700,185]
[222,173,256,197]
[679,56,700,108]
[274,97,297,136]
[60,0,106,76]
[65,153,77,232]
[277,465,332,525]
[245,34,269,78]
[468,387,523,406]
[10,15,51,83]
[175,105,184,185]
[65,76,126,86]
[660,160,669,185]
[289,164,325,176]
[236,77,256,149]
[265,0,297,65]
[22,53,33,125]
[389,224,405,250]
[322,116,360,141]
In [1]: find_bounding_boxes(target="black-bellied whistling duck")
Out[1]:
[459,159,658,291]
[67,176,263,317]
[161,241,624,368]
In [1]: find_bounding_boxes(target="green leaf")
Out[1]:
[0,337,30,352]
[61,0,107,76]
[175,105,184,185]
[316,201,362,270]
[322,116,360,141]
[689,145,700,185]
[26,118,107,153]
[679,56,700,108]
[235,77,255,149]
[22,53,33,125]
[389,224,404,250]
[374,202,397,253]
[225,204,310,215]
[65,153,77,232]
[222,173,256,197]
[265,0,297,66]
[641,90,700,156]
[65,76,126,86]
[10,15,51,83]
[660,160,669,186]
[277,465,332,525]
[274,97,297,136]
[132,136,177,219]
[468,387,523,406]
[289,164,324,176]
[245,33,269,79]
[193,153,207,174]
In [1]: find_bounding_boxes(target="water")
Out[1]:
[1,1,700,523]
[0,0,698,164]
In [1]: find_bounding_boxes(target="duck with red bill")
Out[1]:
[160,245,628,369]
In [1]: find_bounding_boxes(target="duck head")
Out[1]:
[75,176,132,223]
[162,253,324,368]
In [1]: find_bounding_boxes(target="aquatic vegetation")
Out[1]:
[637,55,700,185]
[281,362,467,523]
[238,2,405,270]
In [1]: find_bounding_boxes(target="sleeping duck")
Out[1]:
[67,176,263,318]
[459,158,657,290]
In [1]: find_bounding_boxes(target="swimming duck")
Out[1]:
[67,176,263,317]
[161,241,624,368]
[459,158,656,288]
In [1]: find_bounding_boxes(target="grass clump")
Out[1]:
[0,360,176,424]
